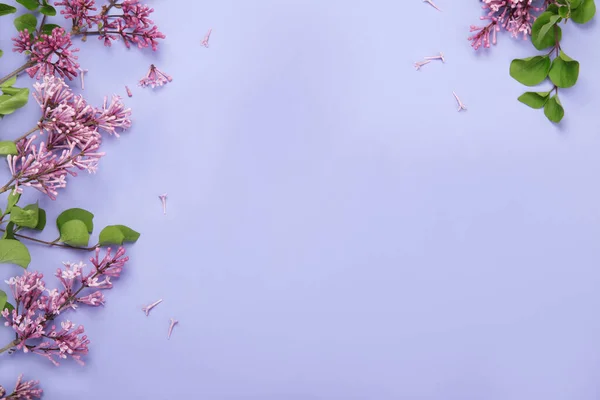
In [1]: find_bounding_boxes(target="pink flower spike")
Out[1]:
[201,28,212,48]
[139,64,172,88]
[141,298,162,316]
[78,68,88,89]
[126,85,133,97]
[414,60,431,71]
[158,193,167,215]
[168,318,178,339]
[423,0,442,12]
[453,91,467,112]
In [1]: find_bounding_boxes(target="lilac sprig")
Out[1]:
[1,247,129,366]
[56,0,166,51]
[3,75,131,199]
[12,27,80,81]
[468,0,545,50]
[0,375,43,400]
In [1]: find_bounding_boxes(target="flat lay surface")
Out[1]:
[2,0,600,398]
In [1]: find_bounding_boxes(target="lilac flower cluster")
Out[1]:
[2,247,128,366]
[468,0,544,50]
[7,75,131,199]
[12,27,79,80]
[55,0,166,51]
[0,375,43,400]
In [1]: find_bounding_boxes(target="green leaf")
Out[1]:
[59,219,90,246]
[0,289,6,311]
[0,141,17,156]
[34,208,46,230]
[518,91,550,109]
[571,0,583,8]
[40,23,60,35]
[0,76,16,88]
[10,203,38,229]
[56,208,94,233]
[547,3,560,13]
[571,0,596,22]
[548,51,580,88]
[510,56,551,86]
[39,4,55,15]
[558,5,570,17]
[4,301,13,312]
[16,0,38,10]
[544,95,565,123]
[98,225,141,245]
[13,13,37,32]
[531,12,562,50]
[0,3,17,16]
[0,239,30,268]
[2,222,16,240]
[0,88,29,115]
[6,191,20,214]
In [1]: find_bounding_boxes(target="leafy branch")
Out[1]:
[509,0,596,123]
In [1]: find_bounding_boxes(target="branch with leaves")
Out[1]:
[469,0,596,123]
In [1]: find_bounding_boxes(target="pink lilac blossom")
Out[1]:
[468,0,544,50]
[139,64,172,88]
[12,27,80,80]
[8,75,131,199]
[55,0,165,51]
[0,375,43,400]
[1,247,129,366]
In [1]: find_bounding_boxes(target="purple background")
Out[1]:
[2,0,600,398]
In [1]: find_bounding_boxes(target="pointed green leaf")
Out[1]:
[0,239,30,268]
[518,91,550,109]
[548,51,580,88]
[0,141,17,156]
[544,95,565,123]
[0,76,16,88]
[531,12,562,50]
[10,203,38,229]
[571,0,596,23]
[39,4,55,15]
[40,23,60,35]
[510,56,551,86]
[6,191,20,214]
[56,208,94,233]
[0,3,17,15]
[0,289,6,311]
[59,220,90,246]
[13,13,37,32]
[0,88,29,115]
[99,225,140,245]
[16,0,39,10]
[3,222,16,240]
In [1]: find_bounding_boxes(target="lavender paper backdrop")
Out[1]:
[2,1,600,399]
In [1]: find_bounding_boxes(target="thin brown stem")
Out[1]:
[13,126,39,144]
[0,228,98,251]
[0,62,35,86]
[0,340,17,354]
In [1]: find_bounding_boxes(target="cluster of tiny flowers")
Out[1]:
[468,0,545,50]
[139,64,172,88]
[0,375,43,400]
[7,75,131,199]
[55,0,165,51]
[12,27,79,80]
[1,247,129,366]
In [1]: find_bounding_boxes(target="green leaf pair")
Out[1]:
[56,208,140,247]
[10,202,46,230]
[510,51,579,88]
[517,92,564,123]
[0,76,29,117]
[15,0,55,15]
